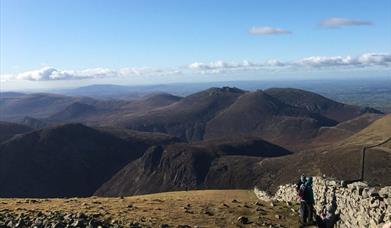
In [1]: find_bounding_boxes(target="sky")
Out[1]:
[0,0,390,91]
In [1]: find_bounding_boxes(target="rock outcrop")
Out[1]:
[254,176,391,227]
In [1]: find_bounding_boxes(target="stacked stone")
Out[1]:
[254,176,391,228]
[273,184,297,202]
[0,211,144,228]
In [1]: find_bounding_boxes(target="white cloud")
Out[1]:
[7,66,182,81]
[357,53,391,65]
[296,56,356,67]
[265,59,285,67]
[296,53,390,68]
[15,67,117,81]
[189,53,391,74]
[189,60,262,74]
[2,53,390,81]
[249,26,291,35]
[119,67,181,76]
[320,17,372,27]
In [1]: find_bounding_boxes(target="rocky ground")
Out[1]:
[0,190,301,228]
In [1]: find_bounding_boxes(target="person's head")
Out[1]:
[300,174,306,182]
[306,176,313,185]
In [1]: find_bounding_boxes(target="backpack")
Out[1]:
[298,183,306,200]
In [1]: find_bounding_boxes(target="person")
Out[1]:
[316,187,339,228]
[297,175,307,224]
[315,205,339,228]
[296,175,306,192]
[303,176,315,224]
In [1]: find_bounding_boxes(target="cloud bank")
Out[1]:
[14,67,118,81]
[249,26,291,35]
[189,53,391,74]
[2,53,390,81]
[6,66,181,81]
[320,17,373,27]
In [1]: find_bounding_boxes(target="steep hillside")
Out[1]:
[114,87,375,148]
[310,113,384,146]
[0,124,178,197]
[204,90,337,147]
[0,121,33,143]
[95,137,291,196]
[255,114,391,192]
[340,114,391,146]
[20,116,50,129]
[117,87,245,141]
[265,88,382,122]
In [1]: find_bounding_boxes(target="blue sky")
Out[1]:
[1,0,390,90]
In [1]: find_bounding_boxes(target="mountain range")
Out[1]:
[0,86,389,197]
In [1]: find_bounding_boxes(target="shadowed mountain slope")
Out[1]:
[95,137,291,196]
[116,87,245,141]
[20,116,50,129]
[0,124,178,197]
[113,88,379,149]
[203,90,338,147]
[0,122,33,143]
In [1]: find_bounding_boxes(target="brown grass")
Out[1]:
[0,190,300,227]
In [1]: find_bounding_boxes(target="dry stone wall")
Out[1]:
[254,176,391,227]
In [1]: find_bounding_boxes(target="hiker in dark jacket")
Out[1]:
[296,175,306,192]
[297,175,307,224]
[303,176,315,224]
[315,205,339,228]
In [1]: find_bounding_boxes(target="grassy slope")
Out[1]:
[0,190,300,227]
